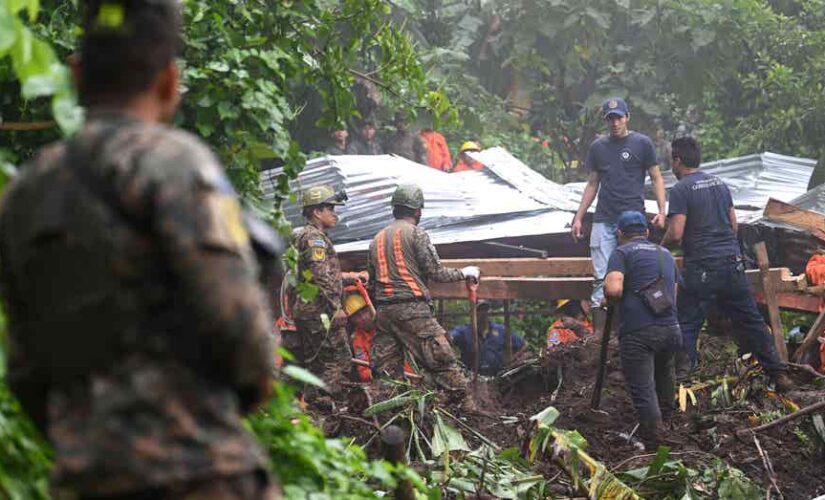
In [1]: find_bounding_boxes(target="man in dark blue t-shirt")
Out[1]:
[571,98,667,336]
[661,137,792,391]
[605,211,681,451]
[449,301,526,376]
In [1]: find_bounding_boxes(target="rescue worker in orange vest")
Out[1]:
[420,129,452,171]
[368,184,481,409]
[452,141,485,172]
[547,299,593,350]
[346,292,377,382]
[346,290,416,382]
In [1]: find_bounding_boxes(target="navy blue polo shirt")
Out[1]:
[450,322,525,375]
[585,132,658,223]
[607,239,679,335]
[667,171,740,264]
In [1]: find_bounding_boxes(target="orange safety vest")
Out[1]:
[806,254,825,312]
[546,318,590,350]
[420,130,452,171]
[351,327,415,381]
[452,157,484,172]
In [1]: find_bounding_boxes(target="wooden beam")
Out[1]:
[442,257,596,277]
[754,292,821,314]
[430,277,593,300]
[763,198,825,242]
[754,242,788,362]
[429,269,801,301]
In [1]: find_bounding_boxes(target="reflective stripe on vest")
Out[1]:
[376,229,393,297]
[393,228,423,297]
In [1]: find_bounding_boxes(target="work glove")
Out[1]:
[461,265,481,283]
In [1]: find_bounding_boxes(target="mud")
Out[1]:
[321,334,825,498]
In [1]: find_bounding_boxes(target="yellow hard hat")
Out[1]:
[459,141,481,153]
[344,293,368,316]
[556,299,570,309]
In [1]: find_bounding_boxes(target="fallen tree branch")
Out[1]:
[788,362,825,379]
[736,400,825,436]
[753,434,782,496]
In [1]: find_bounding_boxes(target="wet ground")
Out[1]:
[320,334,825,498]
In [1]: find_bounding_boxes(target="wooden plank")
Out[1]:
[442,258,596,277]
[430,277,593,300]
[754,292,821,313]
[429,269,801,301]
[504,300,512,367]
[754,242,788,362]
[763,198,825,242]
[441,258,805,290]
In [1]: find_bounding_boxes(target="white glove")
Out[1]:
[461,266,481,282]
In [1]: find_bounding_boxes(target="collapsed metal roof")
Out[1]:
[648,151,816,211]
[260,149,816,254]
[260,148,577,252]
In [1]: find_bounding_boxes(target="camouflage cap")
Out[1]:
[302,185,346,208]
[391,184,424,210]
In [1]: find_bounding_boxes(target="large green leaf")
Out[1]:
[430,411,469,457]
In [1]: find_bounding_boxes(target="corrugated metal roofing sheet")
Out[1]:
[260,148,577,248]
[260,149,815,253]
[650,152,815,210]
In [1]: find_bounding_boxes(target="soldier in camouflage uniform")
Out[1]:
[346,118,384,155]
[384,112,428,164]
[367,184,481,407]
[0,1,279,498]
[292,186,352,396]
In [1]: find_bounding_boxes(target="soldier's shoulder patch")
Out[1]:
[311,243,326,262]
[312,239,326,247]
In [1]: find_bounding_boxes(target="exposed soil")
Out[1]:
[319,334,825,498]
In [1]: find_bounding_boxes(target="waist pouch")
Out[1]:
[630,247,674,316]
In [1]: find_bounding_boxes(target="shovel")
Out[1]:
[466,279,480,384]
[591,305,615,410]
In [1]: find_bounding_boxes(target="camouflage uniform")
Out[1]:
[384,130,428,164]
[367,217,468,391]
[292,220,351,392]
[346,138,384,155]
[0,113,277,498]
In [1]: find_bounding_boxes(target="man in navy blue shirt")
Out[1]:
[449,301,526,376]
[661,137,792,391]
[605,211,681,451]
[571,98,667,335]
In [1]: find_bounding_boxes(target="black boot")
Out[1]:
[638,419,661,451]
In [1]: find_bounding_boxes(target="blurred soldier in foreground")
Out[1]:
[368,184,481,410]
[292,186,352,399]
[0,1,280,498]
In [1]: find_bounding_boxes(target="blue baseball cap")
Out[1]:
[602,97,629,118]
[617,211,648,232]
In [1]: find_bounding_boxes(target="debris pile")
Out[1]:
[315,333,825,498]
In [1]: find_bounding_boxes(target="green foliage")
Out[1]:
[0,382,51,500]
[618,453,764,499]
[247,382,431,499]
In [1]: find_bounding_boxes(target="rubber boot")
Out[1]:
[773,372,794,393]
[638,419,661,452]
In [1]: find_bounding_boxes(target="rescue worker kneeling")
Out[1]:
[368,184,481,410]
[604,211,682,451]
[547,299,593,350]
